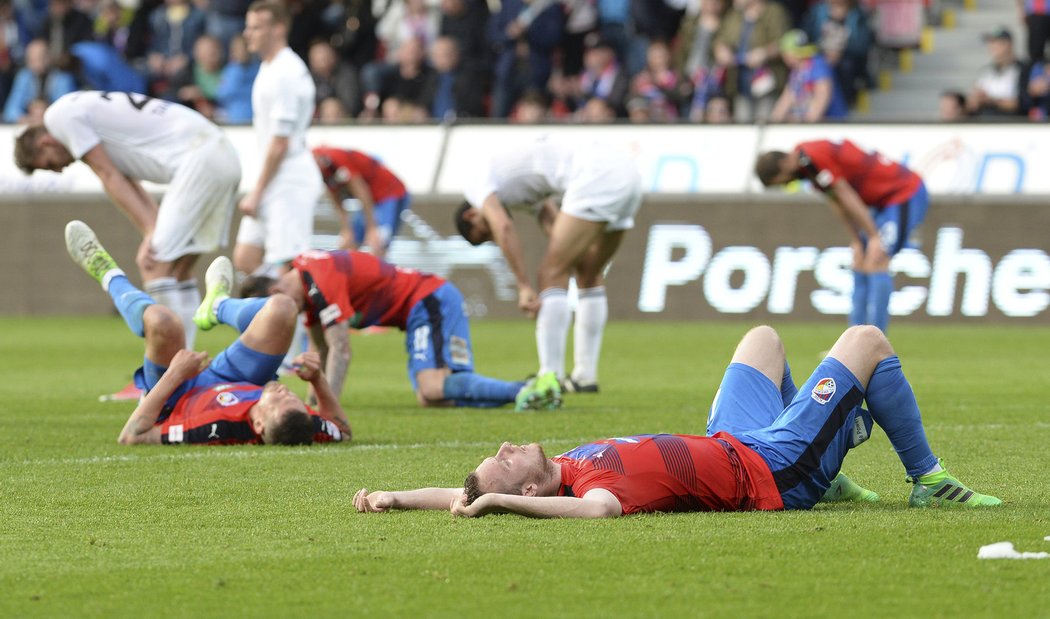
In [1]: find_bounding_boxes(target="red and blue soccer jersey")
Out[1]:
[158,383,341,445]
[1026,0,1048,16]
[796,139,921,208]
[313,147,408,202]
[293,250,444,330]
[554,433,784,514]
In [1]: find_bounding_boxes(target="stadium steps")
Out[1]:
[856,0,1021,120]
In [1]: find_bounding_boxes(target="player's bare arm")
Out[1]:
[828,179,887,269]
[346,175,385,256]
[118,349,209,445]
[804,79,833,123]
[320,321,351,400]
[324,185,354,250]
[82,144,159,236]
[353,487,464,512]
[450,489,622,519]
[292,351,351,440]
[240,135,290,217]
[481,193,537,315]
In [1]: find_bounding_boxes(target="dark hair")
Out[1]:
[239,275,276,298]
[754,150,789,187]
[463,472,484,506]
[247,0,290,27]
[454,201,481,246]
[267,409,315,445]
[13,125,48,174]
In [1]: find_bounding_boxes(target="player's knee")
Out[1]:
[416,376,446,404]
[843,325,893,359]
[265,293,299,324]
[743,325,783,352]
[143,305,183,344]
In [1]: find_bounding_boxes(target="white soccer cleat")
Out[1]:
[64,220,120,287]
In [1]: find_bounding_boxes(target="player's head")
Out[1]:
[463,442,549,505]
[254,381,315,445]
[754,150,798,187]
[14,125,75,174]
[244,0,289,57]
[454,202,491,246]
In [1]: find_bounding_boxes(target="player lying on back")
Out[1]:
[65,220,350,445]
[353,325,1000,517]
[212,249,555,411]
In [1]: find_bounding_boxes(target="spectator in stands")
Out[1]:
[770,29,848,122]
[215,33,256,123]
[576,95,616,122]
[203,0,249,54]
[366,35,434,120]
[166,34,224,118]
[147,0,205,94]
[325,0,378,70]
[23,95,46,122]
[1020,0,1050,63]
[803,0,873,106]
[3,38,74,122]
[626,95,652,122]
[286,0,328,61]
[561,0,598,80]
[381,95,427,123]
[676,0,728,122]
[509,88,549,122]
[714,0,789,123]
[70,40,147,93]
[1,0,28,67]
[439,0,490,76]
[938,90,968,121]
[596,0,631,71]
[553,34,628,116]
[704,92,733,122]
[488,0,565,118]
[317,96,349,123]
[1025,60,1050,119]
[423,35,485,120]
[41,0,92,64]
[377,0,440,61]
[93,0,131,55]
[630,39,690,120]
[122,0,161,66]
[627,0,685,75]
[309,39,361,118]
[967,27,1024,118]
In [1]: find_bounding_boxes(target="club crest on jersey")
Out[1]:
[216,391,240,407]
[811,378,836,405]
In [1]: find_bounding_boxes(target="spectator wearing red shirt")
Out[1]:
[755,139,929,333]
[353,325,1000,517]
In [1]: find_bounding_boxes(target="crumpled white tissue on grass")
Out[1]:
[978,541,1049,560]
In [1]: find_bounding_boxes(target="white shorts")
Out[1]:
[235,152,323,265]
[561,149,643,232]
[152,133,241,263]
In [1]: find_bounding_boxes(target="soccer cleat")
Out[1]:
[65,220,119,286]
[193,256,233,330]
[907,463,1002,508]
[515,371,563,411]
[562,377,600,394]
[821,472,880,503]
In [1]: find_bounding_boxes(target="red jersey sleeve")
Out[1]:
[795,140,842,193]
[293,250,356,329]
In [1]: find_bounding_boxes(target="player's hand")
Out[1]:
[354,488,395,513]
[137,235,157,273]
[292,351,322,382]
[518,285,540,318]
[450,493,483,518]
[363,226,385,258]
[864,236,889,270]
[239,190,261,217]
[167,349,210,381]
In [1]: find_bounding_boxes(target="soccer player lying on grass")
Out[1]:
[65,220,351,445]
[353,325,1001,517]
[226,249,555,411]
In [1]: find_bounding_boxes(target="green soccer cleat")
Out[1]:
[194,256,233,331]
[821,472,880,503]
[907,464,1002,508]
[515,371,563,411]
[64,220,120,287]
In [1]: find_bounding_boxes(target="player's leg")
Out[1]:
[868,205,900,333]
[195,256,269,333]
[707,326,788,436]
[407,284,528,408]
[535,213,607,379]
[199,293,299,388]
[566,230,624,391]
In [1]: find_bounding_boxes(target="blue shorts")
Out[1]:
[867,181,929,256]
[709,359,872,510]
[352,194,410,249]
[404,282,474,390]
[134,339,284,421]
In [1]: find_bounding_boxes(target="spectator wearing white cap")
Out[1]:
[967,27,1024,118]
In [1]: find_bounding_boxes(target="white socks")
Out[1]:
[572,286,606,385]
[145,277,199,349]
[536,288,571,378]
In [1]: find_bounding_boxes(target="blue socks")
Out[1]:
[864,356,939,477]
[869,272,892,333]
[780,360,798,406]
[216,297,269,333]
[107,274,155,337]
[443,372,525,407]
[851,271,894,333]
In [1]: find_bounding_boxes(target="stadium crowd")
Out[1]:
[0,0,885,125]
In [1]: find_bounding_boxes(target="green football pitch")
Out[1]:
[1,317,1047,618]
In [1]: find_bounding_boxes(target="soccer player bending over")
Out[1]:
[65,221,350,445]
[354,325,999,517]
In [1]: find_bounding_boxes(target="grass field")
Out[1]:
[1,316,1047,618]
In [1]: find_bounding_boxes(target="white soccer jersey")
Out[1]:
[44,90,222,184]
[251,46,315,157]
[464,137,573,214]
